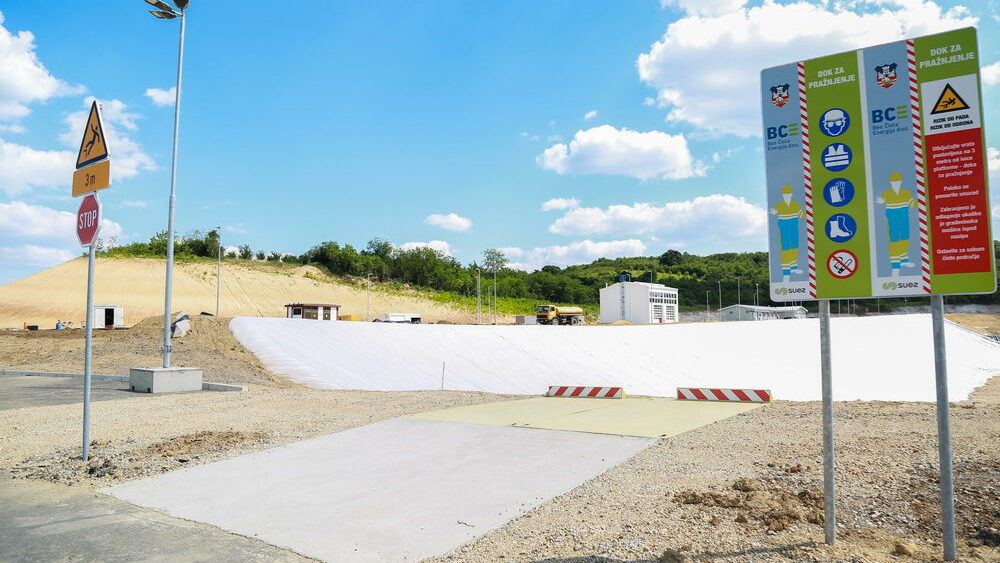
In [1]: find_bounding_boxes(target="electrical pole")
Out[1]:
[476,268,481,325]
[736,276,741,321]
[717,280,722,319]
[705,289,709,322]
[215,227,221,317]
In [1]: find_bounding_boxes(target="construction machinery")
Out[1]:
[536,305,585,325]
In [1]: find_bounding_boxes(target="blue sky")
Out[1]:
[1,0,998,284]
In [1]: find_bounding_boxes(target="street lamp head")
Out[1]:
[173,0,190,10]
[149,9,178,19]
[145,0,176,12]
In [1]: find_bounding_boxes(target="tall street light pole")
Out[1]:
[476,268,481,325]
[705,289,710,321]
[717,280,722,319]
[215,226,221,317]
[146,0,189,368]
[736,276,741,321]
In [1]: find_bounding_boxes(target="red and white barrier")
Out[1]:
[547,386,622,399]
[677,387,771,403]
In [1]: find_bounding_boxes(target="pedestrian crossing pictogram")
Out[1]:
[929,83,969,115]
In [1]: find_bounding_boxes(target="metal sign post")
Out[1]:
[818,299,835,543]
[82,241,96,461]
[76,193,103,462]
[73,98,111,463]
[930,295,957,559]
[762,28,992,559]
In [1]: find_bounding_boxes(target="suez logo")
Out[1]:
[774,287,807,295]
[882,281,920,290]
[768,107,906,137]
[766,123,799,139]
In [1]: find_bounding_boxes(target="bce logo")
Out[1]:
[871,106,908,123]
[766,123,799,139]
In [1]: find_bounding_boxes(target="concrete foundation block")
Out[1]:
[129,367,203,393]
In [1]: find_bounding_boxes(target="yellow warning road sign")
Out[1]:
[930,83,969,114]
[72,159,111,197]
[76,101,109,169]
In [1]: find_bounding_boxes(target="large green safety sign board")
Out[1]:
[761,27,994,301]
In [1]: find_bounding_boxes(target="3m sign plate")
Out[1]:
[761,27,994,301]
[72,159,111,197]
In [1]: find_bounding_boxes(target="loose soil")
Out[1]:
[1,313,997,562]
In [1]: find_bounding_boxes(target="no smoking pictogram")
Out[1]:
[826,249,858,279]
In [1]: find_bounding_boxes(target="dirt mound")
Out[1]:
[12,430,273,485]
[0,314,291,387]
[0,257,479,328]
[674,478,824,532]
[908,458,1000,547]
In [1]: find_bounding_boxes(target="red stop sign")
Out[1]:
[76,193,102,246]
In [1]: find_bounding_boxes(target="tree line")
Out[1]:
[99,232,1000,310]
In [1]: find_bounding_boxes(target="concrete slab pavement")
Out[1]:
[409,396,762,438]
[104,417,653,563]
[0,472,312,562]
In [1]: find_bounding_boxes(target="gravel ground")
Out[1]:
[426,392,1000,563]
[2,317,997,563]
[0,316,291,387]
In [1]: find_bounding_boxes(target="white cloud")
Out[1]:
[58,97,156,182]
[0,123,24,134]
[424,212,473,232]
[121,200,148,208]
[399,240,453,256]
[505,239,648,271]
[145,87,176,107]
[225,224,248,234]
[0,137,74,195]
[982,61,1000,86]
[548,194,766,244]
[537,125,703,180]
[638,1,978,137]
[541,197,581,211]
[661,0,748,16]
[0,12,84,122]
[584,110,598,120]
[0,200,124,283]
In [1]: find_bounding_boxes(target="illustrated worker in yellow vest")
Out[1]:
[770,184,805,281]
[875,171,917,277]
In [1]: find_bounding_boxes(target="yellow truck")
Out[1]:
[535,305,585,325]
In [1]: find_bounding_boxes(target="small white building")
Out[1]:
[92,305,124,329]
[285,303,340,320]
[514,315,537,325]
[599,282,679,324]
[719,304,807,321]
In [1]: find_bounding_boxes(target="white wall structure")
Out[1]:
[229,315,999,402]
[720,304,807,322]
[599,281,679,324]
[92,305,124,328]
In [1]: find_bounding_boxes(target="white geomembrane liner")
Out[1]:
[229,315,999,402]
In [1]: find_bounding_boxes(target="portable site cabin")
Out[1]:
[375,313,421,324]
[599,282,679,324]
[285,303,340,321]
[92,305,124,328]
[719,304,808,322]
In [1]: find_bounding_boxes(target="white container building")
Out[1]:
[599,282,679,324]
[719,304,807,321]
[92,305,124,328]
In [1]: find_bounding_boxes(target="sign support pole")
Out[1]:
[819,299,835,544]
[82,241,96,462]
[930,294,956,560]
